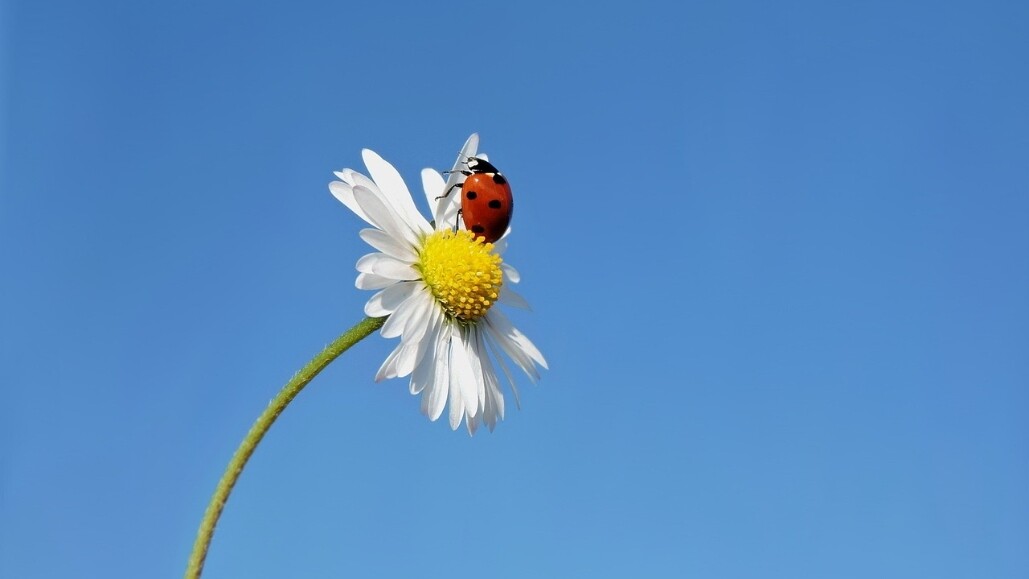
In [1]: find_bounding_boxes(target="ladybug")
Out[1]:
[443,157,513,243]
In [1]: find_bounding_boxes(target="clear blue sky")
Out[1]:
[2,0,1027,577]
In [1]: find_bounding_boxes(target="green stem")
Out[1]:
[184,315,387,579]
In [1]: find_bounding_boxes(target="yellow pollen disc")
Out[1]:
[417,230,503,322]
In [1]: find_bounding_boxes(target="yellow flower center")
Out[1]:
[417,230,503,322]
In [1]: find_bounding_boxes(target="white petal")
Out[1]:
[434,181,462,232]
[421,168,447,218]
[466,326,487,417]
[380,290,423,338]
[487,309,548,370]
[400,289,436,346]
[501,263,520,283]
[409,325,437,395]
[434,134,479,225]
[486,364,504,422]
[355,253,377,274]
[355,272,395,290]
[453,134,479,174]
[449,329,478,429]
[436,201,463,234]
[486,334,521,410]
[477,329,504,431]
[393,308,434,380]
[483,312,542,382]
[375,344,403,382]
[425,324,452,421]
[448,367,465,430]
[352,184,401,232]
[355,253,418,280]
[419,382,433,415]
[380,287,432,341]
[376,260,418,280]
[482,378,497,431]
[362,149,431,233]
[376,340,420,381]
[498,285,531,310]
[459,330,481,418]
[365,281,419,317]
[447,333,466,430]
[335,168,378,193]
[359,228,416,261]
[492,237,509,256]
[353,185,420,247]
[329,180,373,224]
[410,308,444,395]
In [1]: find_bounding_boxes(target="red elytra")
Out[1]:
[457,157,513,244]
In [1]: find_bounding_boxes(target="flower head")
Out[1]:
[329,134,547,433]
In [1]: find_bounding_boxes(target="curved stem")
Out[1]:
[184,315,387,579]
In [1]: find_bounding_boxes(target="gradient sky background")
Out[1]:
[2,1,1027,577]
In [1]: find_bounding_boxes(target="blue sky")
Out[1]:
[2,0,1027,577]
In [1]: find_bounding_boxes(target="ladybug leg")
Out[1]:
[453,209,463,232]
[436,181,463,201]
[442,162,472,175]
[438,168,472,200]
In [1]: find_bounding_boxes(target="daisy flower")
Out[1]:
[329,134,547,433]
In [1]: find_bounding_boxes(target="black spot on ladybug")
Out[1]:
[492,173,507,185]
[488,200,502,209]
[465,190,477,200]
[471,225,485,233]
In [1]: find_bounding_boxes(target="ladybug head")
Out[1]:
[466,156,501,175]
